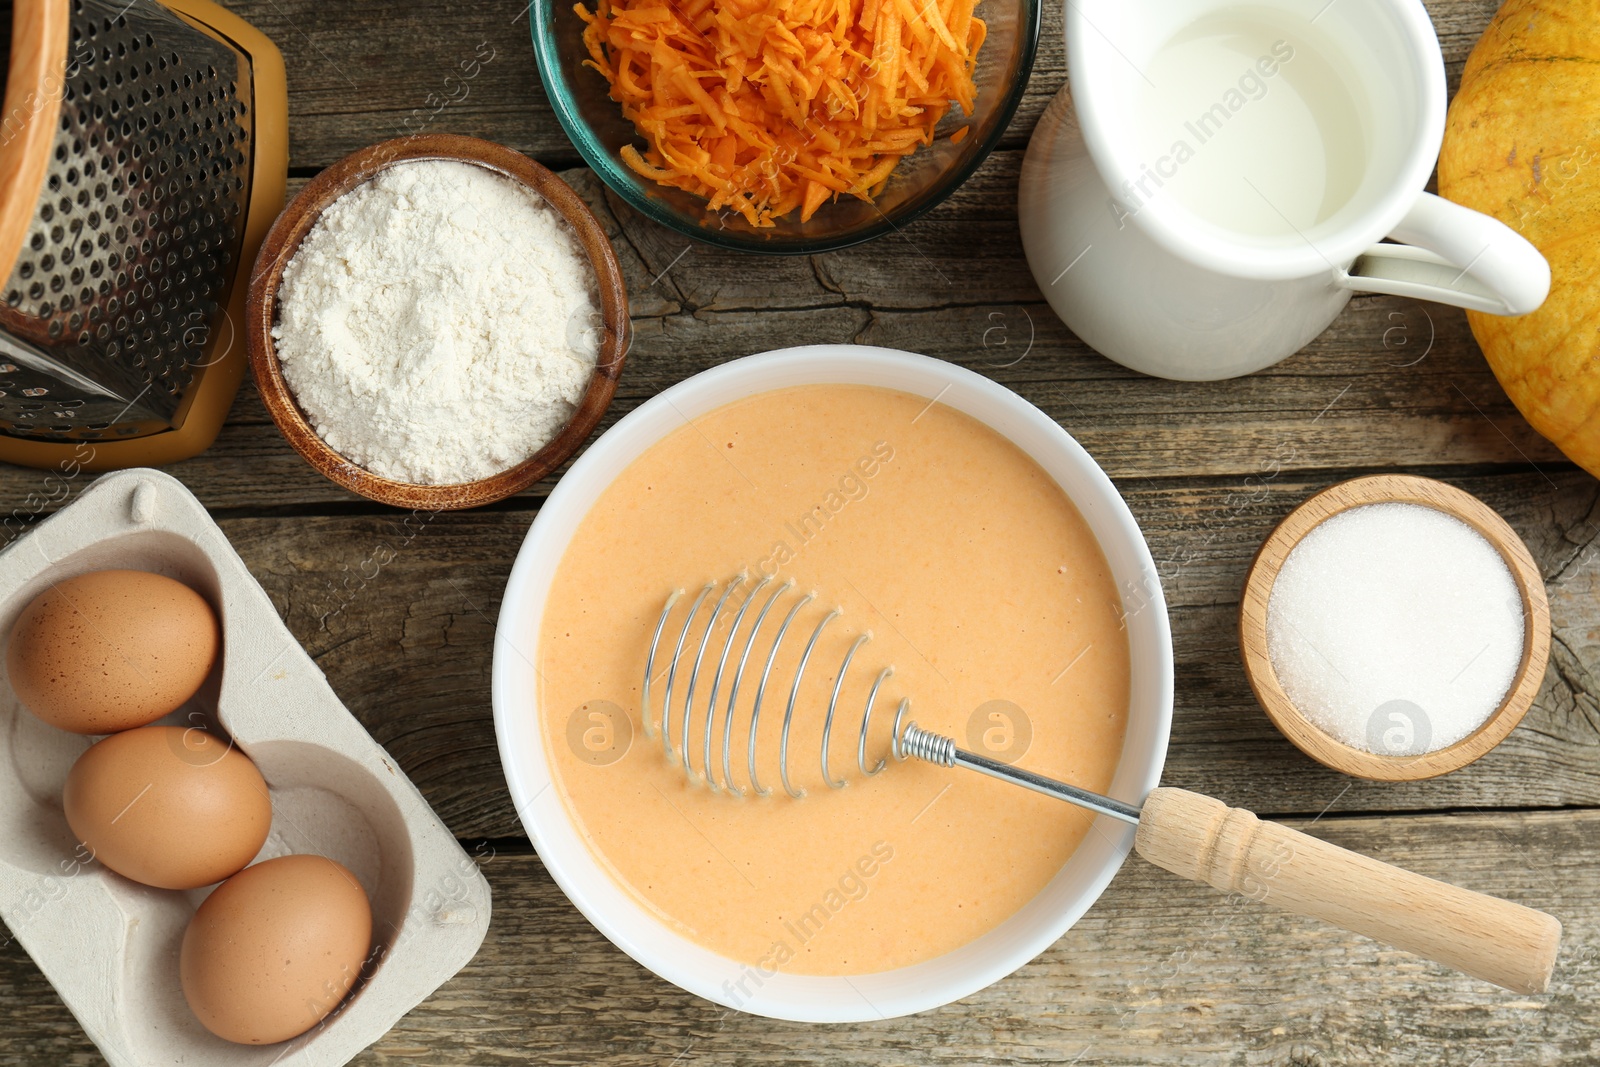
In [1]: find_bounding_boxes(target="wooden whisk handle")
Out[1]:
[1132,787,1562,994]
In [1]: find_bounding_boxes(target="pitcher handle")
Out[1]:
[1339,192,1550,316]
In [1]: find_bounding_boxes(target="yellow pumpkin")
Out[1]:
[1439,0,1600,476]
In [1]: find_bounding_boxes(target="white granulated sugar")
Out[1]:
[1265,502,1524,757]
[272,159,600,484]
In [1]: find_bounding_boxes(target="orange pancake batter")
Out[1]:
[537,384,1129,974]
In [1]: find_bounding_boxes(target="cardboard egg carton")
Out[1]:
[0,469,491,1065]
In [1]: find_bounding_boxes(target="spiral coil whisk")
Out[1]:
[642,574,911,798]
[643,575,1145,824]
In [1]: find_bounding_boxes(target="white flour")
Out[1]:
[272,159,601,485]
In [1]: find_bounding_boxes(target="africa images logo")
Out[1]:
[1110,39,1297,227]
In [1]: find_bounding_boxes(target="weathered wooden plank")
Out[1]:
[353,809,1600,1066]
[222,0,1499,170]
[196,467,1600,843]
[1,808,1591,1066]
[0,152,1567,523]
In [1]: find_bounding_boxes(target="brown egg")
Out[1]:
[64,726,271,890]
[6,569,220,734]
[180,855,374,1045]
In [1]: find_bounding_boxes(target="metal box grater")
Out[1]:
[0,0,285,469]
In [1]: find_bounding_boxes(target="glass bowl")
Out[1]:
[528,0,1041,255]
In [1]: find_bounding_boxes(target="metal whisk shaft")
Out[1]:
[897,722,1143,825]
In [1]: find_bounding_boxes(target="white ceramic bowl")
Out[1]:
[491,344,1174,1021]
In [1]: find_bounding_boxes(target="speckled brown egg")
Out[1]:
[64,726,271,890]
[6,569,220,734]
[180,854,374,1045]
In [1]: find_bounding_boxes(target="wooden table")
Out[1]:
[5,0,1597,1062]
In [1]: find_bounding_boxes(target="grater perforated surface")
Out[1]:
[0,0,252,440]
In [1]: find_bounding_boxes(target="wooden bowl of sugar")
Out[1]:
[246,134,630,510]
[1240,474,1550,781]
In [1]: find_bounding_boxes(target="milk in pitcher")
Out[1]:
[1129,12,1368,237]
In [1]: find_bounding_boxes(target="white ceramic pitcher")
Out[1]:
[1017,0,1549,381]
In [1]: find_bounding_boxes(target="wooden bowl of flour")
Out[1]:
[246,134,630,510]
